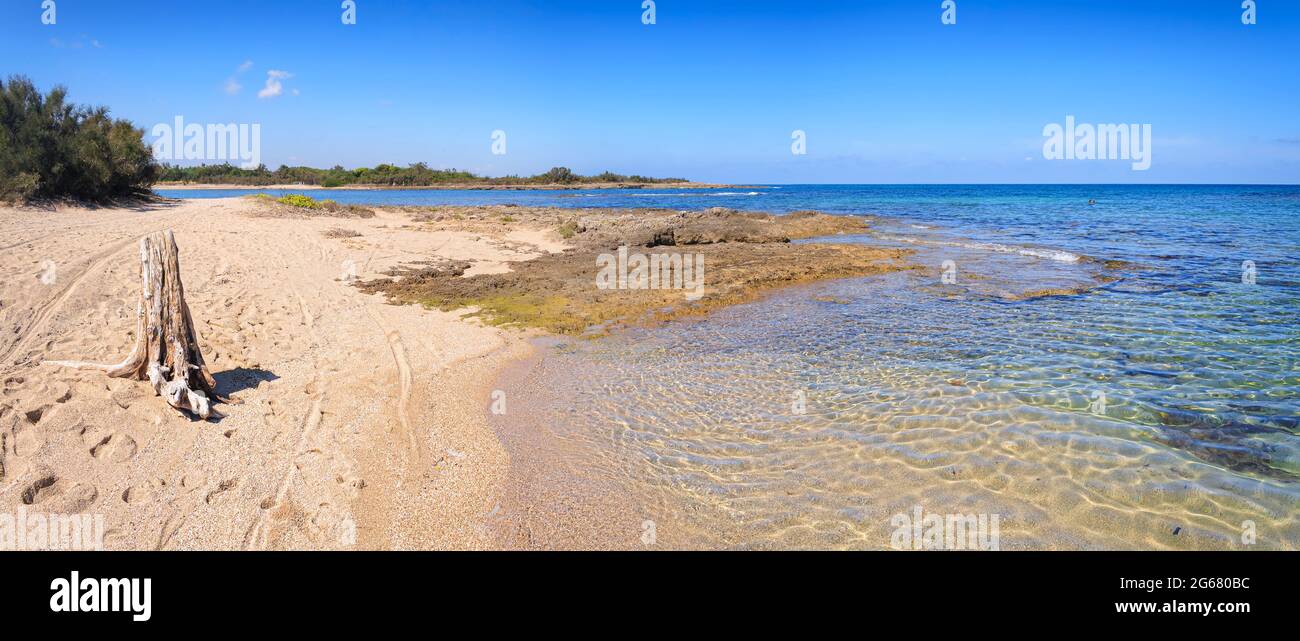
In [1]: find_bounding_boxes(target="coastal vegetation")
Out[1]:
[246,192,375,218]
[0,75,157,202]
[159,162,687,187]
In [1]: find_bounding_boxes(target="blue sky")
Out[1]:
[2,0,1298,183]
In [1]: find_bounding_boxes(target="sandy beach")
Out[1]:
[0,197,564,549]
[0,196,905,549]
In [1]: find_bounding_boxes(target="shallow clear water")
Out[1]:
[504,185,1299,549]
[171,185,1300,549]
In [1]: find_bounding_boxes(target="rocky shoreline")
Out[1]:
[353,205,914,334]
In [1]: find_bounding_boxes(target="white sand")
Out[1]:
[0,197,559,549]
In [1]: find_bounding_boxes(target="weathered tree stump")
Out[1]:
[49,230,225,419]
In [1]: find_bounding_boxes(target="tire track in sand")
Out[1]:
[243,292,325,550]
[244,389,325,550]
[0,209,165,252]
[2,229,169,367]
[365,309,419,463]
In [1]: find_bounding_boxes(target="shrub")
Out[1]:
[276,194,320,208]
[536,166,577,184]
[557,220,580,239]
[0,75,157,202]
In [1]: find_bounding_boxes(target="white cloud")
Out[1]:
[49,35,103,49]
[258,70,293,99]
[224,60,254,95]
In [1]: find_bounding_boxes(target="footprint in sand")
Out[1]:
[21,474,59,505]
[109,387,144,410]
[51,383,72,404]
[2,376,24,398]
[22,404,48,425]
[13,426,42,457]
[56,483,98,513]
[121,482,154,504]
[88,433,138,463]
[21,401,81,435]
[180,472,206,492]
[204,479,238,505]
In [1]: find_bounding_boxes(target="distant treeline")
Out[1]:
[0,76,157,202]
[0,74,685,202]
[157,163,687,187]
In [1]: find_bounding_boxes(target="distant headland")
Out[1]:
[154,163,737,190]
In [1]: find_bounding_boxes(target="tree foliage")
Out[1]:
[0,76,157,202]
[158,163,686,187]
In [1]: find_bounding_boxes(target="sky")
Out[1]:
[2,0,1298,183]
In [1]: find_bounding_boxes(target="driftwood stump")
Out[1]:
[50,230,224,419]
